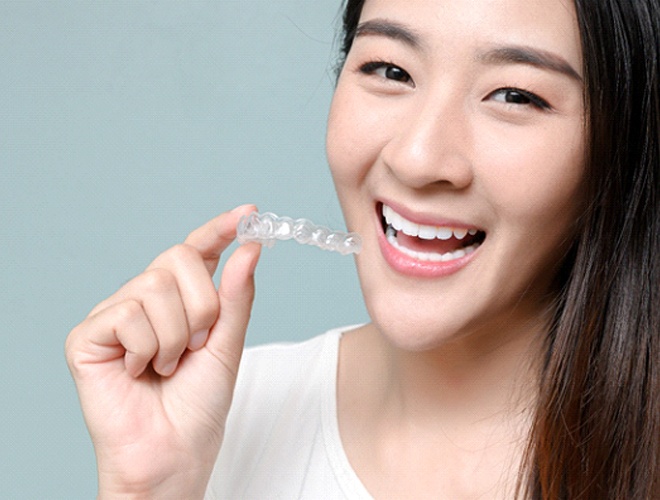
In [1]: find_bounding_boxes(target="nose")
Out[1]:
[381,93,474,191]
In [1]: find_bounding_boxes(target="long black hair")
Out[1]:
[337,0,660,497]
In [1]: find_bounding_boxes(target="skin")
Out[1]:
[66,0,586,497]
[328,0,585,497]
[65,205,262,497]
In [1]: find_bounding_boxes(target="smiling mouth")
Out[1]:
[380,204,487,262]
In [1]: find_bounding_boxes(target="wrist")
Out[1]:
[97,464,212,500]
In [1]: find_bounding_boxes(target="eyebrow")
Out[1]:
[354,19,422,49]
[478,46,582,82]
[354,20,582,83]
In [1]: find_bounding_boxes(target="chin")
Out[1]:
[364,299,468,352]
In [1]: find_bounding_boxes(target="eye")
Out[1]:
[359,61,413,85]
[488,88,550,110]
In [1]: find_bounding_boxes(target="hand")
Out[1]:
[65,205,262,498]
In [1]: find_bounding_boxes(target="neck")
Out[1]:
[388,319,542,426]
[338,317,547,498]
[341,311,547,433]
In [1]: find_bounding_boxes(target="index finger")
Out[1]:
[184,204,257,275]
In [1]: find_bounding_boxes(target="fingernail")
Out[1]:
[161,360,178,377]
[189,330,209,351]
[232,204,256,214]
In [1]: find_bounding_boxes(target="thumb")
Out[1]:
[205,242,261,380]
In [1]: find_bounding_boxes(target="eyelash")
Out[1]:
[488,88,551,110]
[358,60,413,85]
[358,60,551,110]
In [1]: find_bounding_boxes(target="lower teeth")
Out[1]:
[386,225,478,262]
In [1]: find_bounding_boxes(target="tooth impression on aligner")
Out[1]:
[236,211,362,255]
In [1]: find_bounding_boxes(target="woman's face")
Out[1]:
[327,0,585,349]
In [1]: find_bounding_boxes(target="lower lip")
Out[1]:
[376,218,479,279]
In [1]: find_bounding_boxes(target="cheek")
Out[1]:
[327,100,366,212]
[326,91,365,221]
[479,122,586,227]
[325,97,349,182]
[326,83,392,189]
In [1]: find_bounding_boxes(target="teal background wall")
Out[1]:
[1,2,368,497]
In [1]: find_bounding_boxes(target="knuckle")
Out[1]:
[187,293,220,329]
[64,326,81,368]
[65,350,83,376]
[219,280,255,307]
[65,320,98,375]
[184,225,204,243]
[165,243,199,266]
[87,301,107,318]
[134,329,159,357]
[112,299,144,329]
[110,301,160,354]
[139,268,177,294]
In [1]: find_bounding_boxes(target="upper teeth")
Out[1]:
[383,205,478,240]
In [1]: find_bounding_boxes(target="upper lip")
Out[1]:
[378,200,485,232]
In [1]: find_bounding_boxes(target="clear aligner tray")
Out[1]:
[237,211,362,255]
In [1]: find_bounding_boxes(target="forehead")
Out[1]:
[358,0,582,69]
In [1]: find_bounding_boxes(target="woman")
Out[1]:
[66,0,659,498]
